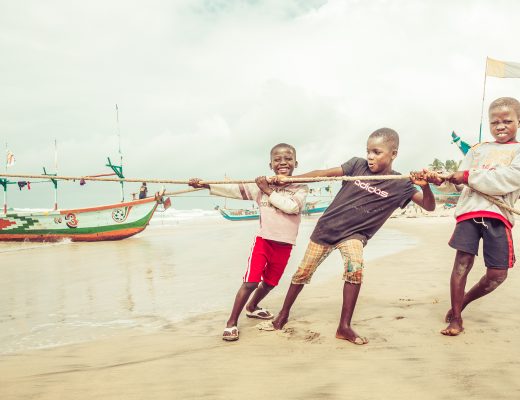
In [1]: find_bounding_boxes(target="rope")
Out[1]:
[1,172,519,215]
[163,188,205,196]
[0,172,421,185]
[470,189,520,216]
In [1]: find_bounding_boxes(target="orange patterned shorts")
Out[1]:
[291,239,364,285]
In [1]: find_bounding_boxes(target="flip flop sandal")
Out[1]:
[222,326,239,341]
[246,308,274,320]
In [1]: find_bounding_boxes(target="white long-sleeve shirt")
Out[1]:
[456,141,520,228]
[210,183,309,244]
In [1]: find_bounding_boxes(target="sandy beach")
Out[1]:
[1,215,520,400]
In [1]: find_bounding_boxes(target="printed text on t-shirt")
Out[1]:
[354,180,388,198]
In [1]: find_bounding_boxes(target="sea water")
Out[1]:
[0,209,416,354]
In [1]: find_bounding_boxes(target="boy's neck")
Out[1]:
[375,165,394,175]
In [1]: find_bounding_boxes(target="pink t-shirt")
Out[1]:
[210,183,309,245]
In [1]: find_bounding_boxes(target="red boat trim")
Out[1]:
[58,197,157,215]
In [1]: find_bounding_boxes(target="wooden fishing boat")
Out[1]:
[0,194,168,242]
[217,200,330,221]
[303,200,330,215]
[218,207,260,221]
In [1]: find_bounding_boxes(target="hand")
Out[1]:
[268,175,287,186]
[409,170,428,187]
[188,178,208,189]
[424,169,445,186]
[255,176,273,195]
[446,171,466,185]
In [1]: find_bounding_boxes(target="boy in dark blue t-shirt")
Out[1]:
[271,128,436,345]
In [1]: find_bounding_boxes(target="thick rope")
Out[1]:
[1,172,518,215]
[0,172,413,184]
[163,188,204,196]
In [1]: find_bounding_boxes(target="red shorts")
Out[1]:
[244,236,293,286]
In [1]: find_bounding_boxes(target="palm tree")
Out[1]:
[444,159,461,173]
[429,158,445,172]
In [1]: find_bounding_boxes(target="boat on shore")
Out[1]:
[217,199,330,221]
[0,194,167,242]
[218,207,260,221]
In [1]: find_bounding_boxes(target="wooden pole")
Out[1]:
[4,143,7,214]
[479,57,489,143]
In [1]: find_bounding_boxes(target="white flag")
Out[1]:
[6,150,15,167]
[486,57,520,78]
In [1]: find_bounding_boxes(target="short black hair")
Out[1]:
[270,143,296,157]
[489,97,520,119]
[368,128,399,150]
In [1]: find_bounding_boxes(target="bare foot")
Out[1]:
[272,312,289,330]
[336,326,368,345]
[445,308,453,323]
[441,317,464,336]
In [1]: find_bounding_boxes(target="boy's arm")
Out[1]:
[256,177,308,214]
[291,167,344,179]
[268,185,309,215]
[270,166,344,184]
[450,153,520,195]
[206,181,259,200]
[409,171,436,211]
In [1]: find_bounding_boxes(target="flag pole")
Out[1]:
[3,143,7,214]
[478,57,489,143]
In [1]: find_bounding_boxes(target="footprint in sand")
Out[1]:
[281,327,322,343]
[256,321,321,343]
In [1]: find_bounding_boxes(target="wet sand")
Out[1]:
[1,217,520,399]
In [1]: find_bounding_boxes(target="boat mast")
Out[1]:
[116,104,124,202]
[53,139,58,210]
[42,140,59,210]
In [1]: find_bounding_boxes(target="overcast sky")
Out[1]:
[2,0,520,210]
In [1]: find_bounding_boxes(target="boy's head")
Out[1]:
[366,128,399,173]
[270,143,297,176]
[488,97,520,144]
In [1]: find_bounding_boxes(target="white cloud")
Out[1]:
[1,0,520,209]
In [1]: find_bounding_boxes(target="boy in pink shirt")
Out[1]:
[189,143,308,341]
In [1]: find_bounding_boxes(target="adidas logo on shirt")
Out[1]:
[354,180,388,198]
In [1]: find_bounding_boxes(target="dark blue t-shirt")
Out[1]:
[310,157,417,246]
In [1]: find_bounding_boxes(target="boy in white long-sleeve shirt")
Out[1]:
[189,143,308,341]
[432,97,520,336]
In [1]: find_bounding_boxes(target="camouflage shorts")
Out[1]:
[291,239,365,285]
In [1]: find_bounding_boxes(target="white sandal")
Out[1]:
[222,326,239,341]
[246,308,274,320]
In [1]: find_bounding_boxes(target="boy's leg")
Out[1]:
[445,218,513,332]
[246,241,292,317]
[225,237,267,332]
[226,282,260,329]
[458,268,508,309]
[272,241,333,329]
[441,250,475,336]
[272,283,305,329]
[246,282,275,316]
[334,239,367,344]
[443,218,513,336]
[336,282,366,344]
